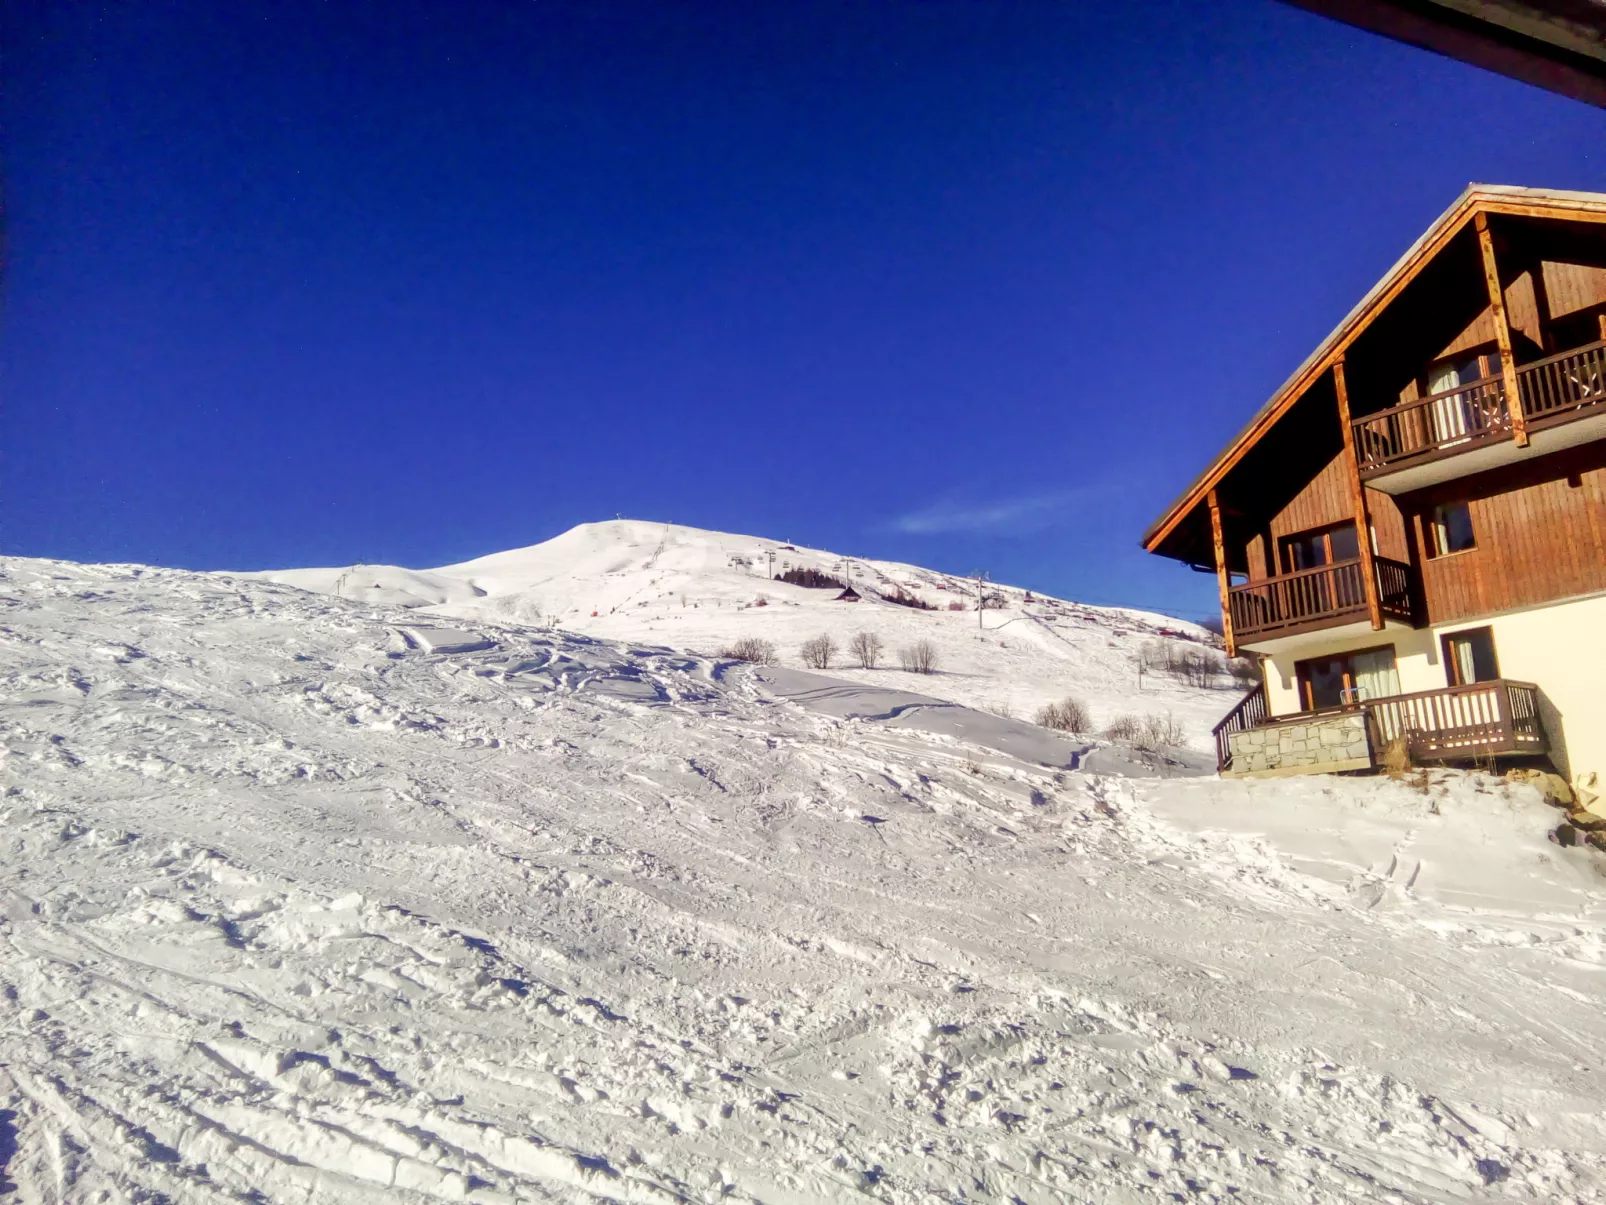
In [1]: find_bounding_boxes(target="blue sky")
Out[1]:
[6,1,1605,620]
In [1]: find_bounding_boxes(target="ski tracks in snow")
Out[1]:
[2,558,1604,1203]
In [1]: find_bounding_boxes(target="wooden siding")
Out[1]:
[1397,262,1606,405]
[1543,261,1606,320]
[1243,452,1408,581]
[1407,442,1606,623]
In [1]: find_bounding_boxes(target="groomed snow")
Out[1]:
[4,557,1605,1203]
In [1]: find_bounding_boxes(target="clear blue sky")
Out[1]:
[6,1,1605,620]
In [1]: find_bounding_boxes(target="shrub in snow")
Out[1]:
[1102,713,1143,743]
[800,633,837,670]
[898,639,939,674]
[722,637,779,666]
[1035,696,1091,733]
[849,631,883,669]
[1105,711,1187,750]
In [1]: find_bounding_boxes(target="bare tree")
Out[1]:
[1102,713,1143,743]
[1035,696,1092,733]
[1104,711,1187,750]
[1135,712,1188,751]
[1176,647,1222,689]
[721,637,779,666]
[800,633,837,670]
[849,630,884,669]
[898,639,939,674]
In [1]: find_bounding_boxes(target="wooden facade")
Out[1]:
[1405,441,1606,624]
[1145,187,1606,773]
[1236,431,1606,627]
[1242,452,1410,581]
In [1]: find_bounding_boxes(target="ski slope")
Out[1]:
[3,555,1605,1203]
[263,520,1234,745]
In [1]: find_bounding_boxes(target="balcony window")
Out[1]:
[1295,645,1400,711]
[1423,349,1503,448]
[1427,501,1476,557]
[1280,521,1358,573]
[1443,626,1499,686]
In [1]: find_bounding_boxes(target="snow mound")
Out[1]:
[4,556,1605,1203]
[400,626,496,655]
[258,563,484,608]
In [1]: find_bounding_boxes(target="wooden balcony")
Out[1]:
[1365,679,1545,762]
[1211,678,1546,772]
[1227,556,1413,644]
[1351,339,1606,489]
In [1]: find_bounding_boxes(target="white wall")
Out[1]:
[1259,594,1606,786]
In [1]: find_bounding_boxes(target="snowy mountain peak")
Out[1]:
[259,520,1226,737]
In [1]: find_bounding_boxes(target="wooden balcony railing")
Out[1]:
[1364,678,1544,761]
[1352,338,1606,475]
[1215,678,1546,774]
[1212,682,1266,771]
[1227,556,1413,642]
[1515,338,1606,429]
[1352,373,1511,472]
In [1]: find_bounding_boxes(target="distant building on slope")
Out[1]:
[835,586,862,602]
[1143,185,1606,792]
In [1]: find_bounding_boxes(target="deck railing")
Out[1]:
[1352,338,1606,474]
[1352,374,1510,472]
[1211,682,1266,771]
[1364,679,1544,761]
[1214,679,1546,774]
[1516,338,1606,428]
[1227,557,1413,642]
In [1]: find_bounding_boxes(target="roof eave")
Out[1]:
[1141,184,1606,555]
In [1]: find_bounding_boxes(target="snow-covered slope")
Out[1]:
[261,520,1233,744]
[4,556,1605,1203]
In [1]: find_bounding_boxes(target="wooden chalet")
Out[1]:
[1144,185,1606,785]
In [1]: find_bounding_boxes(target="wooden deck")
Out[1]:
[1212,679,1546,772]
[1352,338,1606,478]
[1227,556,1413,644]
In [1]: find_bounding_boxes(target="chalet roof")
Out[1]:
[1141,183,1606,558]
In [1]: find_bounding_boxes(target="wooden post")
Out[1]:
[1530,260,1555,354]
[1475,211,1529,448]
[1208,489,1236,659]
[1334,357,1385,632]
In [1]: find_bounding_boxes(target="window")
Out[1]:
[1443,627,1499,686]
[1295,646,1401,711]
[1280,521,1359,573]
[1423,349,1503,446]
[1427,501,1476,557]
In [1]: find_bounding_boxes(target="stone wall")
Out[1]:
[1227,712,1373,776]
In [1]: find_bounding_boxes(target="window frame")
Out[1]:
[1278,520,1360,575]
[1425,500,1477,559]
[1419,346,1503,397]
[1441,626,1500,687]
[1294,643,1399,712]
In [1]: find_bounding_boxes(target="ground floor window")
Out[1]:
[1295,645,1400,711]
[1443,626,1499,686]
